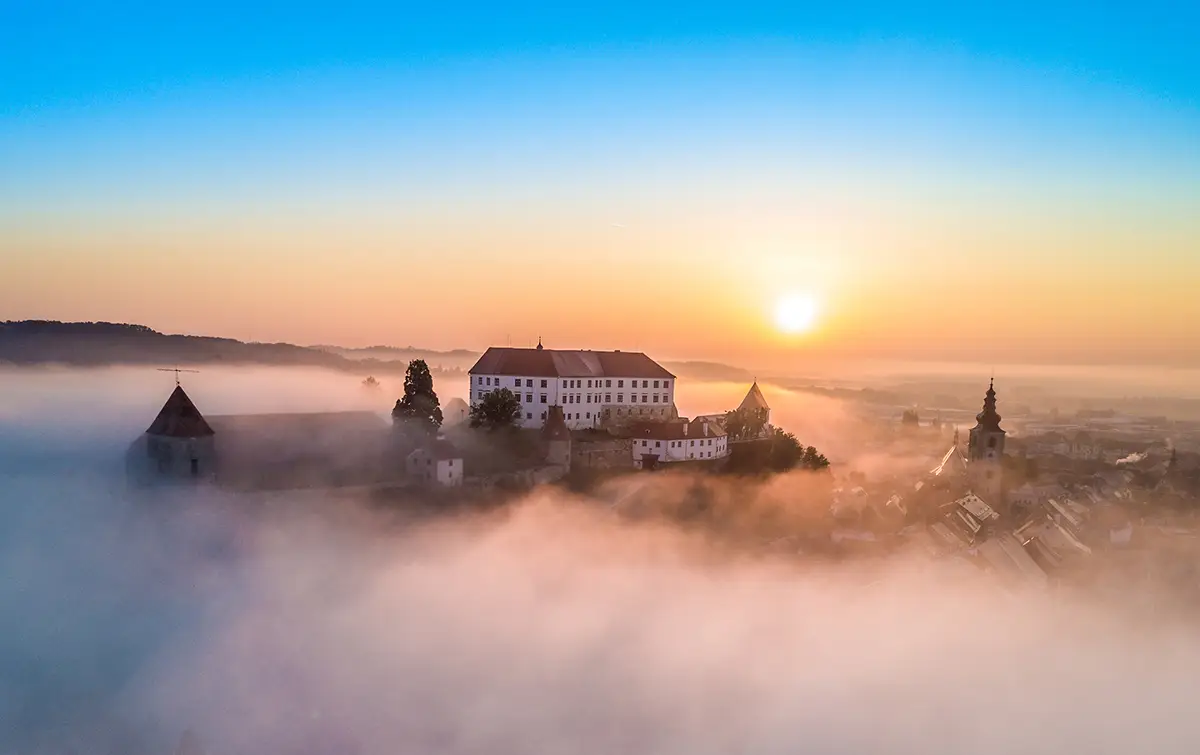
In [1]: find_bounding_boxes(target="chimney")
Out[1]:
[683,423,689,437]
[703,421,709,436]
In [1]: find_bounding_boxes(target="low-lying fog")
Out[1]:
[2,367,1199,754]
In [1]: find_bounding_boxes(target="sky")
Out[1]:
[2,1,1199,368]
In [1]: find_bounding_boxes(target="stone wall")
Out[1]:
[572,435,634,471]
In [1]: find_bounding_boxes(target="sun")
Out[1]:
[774,293,819,334]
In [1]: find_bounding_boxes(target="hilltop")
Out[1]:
[0,321,750,381]
[0,321,464,375]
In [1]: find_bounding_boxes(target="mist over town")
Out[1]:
[5,1,1200,752]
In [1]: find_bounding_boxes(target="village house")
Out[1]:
[406,440,465,487]
[467,341,677,431]
[629,417,729,469]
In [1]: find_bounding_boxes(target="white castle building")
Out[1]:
[467,341,677,430]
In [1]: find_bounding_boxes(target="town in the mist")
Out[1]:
[4,318,1200,752]
[5,1,1200,753]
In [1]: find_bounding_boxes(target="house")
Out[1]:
[467,340,676,430]
[206,411,392,490]
[127,383,397,490]
[406,440,464,487]
[628,417,729,469]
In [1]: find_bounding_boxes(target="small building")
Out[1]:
[406,440,464,487]
[442,397,470,427]
[126,384,217,485]
[629,417,728,469]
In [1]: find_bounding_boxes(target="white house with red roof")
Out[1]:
[629,417,729,469]
[467,340,677,430]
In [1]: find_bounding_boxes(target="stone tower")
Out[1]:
[126,384,217,485]
[542,405,571,468]
[967,379,1006,507]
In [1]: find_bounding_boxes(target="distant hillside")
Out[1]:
[662,361,753,382]
[0,321,460,375]
[0,321,753,381]
[311,344,481,371]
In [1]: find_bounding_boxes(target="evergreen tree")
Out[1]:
[392,359,443,435]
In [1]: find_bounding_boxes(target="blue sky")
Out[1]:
[2,1,1198,363]
[4,1,1198,113]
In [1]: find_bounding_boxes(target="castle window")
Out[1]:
[618,380,624,388]
[540,394,547,403]
[642,380,648,388]
[653,380,659,388]
[526,413,532,420]
[617,393,624,402]
[606,379,612,388]
[541,379,547,388]
[190,458,199,477]
[526,394,533,402]
[526,379,533,387]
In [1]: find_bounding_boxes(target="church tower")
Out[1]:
[967,379,1006,507]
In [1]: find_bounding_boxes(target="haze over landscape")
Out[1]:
[4,2,1200,753]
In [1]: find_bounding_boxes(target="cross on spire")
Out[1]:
[158,366,199,386]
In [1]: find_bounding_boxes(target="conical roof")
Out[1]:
[146,385,214,438]
[541,405,570,441]
[738,382,770,411]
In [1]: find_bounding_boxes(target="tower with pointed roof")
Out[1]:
[126,384,217,485]
[737,381,771,437]
[967,379,1006,507]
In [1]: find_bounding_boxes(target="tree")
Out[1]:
[766,428,828,472]
[392,359,443,435]
[725,406,769,441]
[901,409,921,426]
[769,427,803,470]
[800,445,831,471]
[469,387,522,431]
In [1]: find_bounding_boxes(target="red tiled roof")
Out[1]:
[146,385,215,438]
[628,417,725,441]
[410,439,462,461]
[469,347,674,379]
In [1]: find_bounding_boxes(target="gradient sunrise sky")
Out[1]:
[2,2,1198,367]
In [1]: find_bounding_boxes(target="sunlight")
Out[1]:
[774,293,819,335]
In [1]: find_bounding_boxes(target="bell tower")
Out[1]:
[968,379,1006,507]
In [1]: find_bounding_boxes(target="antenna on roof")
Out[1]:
[158,366,199,386]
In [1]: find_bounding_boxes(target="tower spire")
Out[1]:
[536,336,543,351]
